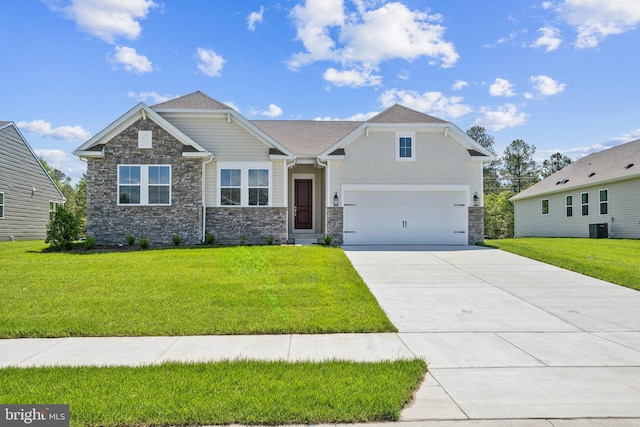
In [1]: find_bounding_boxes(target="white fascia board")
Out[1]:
[74,150,105,158]
[74,103,209,155]
[182,152,214,158]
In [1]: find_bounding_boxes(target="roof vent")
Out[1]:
[555,179,570,185]
[624,163,634,170]
[587,172,596,178]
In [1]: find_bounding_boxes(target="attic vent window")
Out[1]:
[624,163,634,170]
[555,179,570,185]
[588,172,596,178]
[138,131,152,149]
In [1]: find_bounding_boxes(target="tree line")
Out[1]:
[40,158,87,232]
[466,126,572,239]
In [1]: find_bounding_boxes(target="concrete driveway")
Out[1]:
[344,245,640,423]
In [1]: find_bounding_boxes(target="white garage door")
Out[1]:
[343,186,469,245]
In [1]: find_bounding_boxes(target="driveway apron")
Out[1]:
[343,245,640,422]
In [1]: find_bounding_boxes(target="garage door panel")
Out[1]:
[343,190,468,245]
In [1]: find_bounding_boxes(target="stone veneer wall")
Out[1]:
[468,206,484,245]
[326,207,343,245]
[206,207,287,245]
[86,118,203,245]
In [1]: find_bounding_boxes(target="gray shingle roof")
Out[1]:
[152,91,232,110]
[251,120,363,156]
[512,139,640,201]
[0,121,11,127]
[367,104,447,124]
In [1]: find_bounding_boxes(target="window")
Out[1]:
[566,195,573,217]
[218,163,271,207]
[581,192,589,216]
[220,169,241,206]
[541,199,549,215]
[49,201,59,220]
[118,165,170,205]
[248,169,269,206]
[0,192,4,218]
[599,189,608,215]
[396,132,415,161]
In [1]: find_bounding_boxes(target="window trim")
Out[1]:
[541,199,549,215]
[49,201,60,220]
[565,194,573,218]
[599,188,608,215]
[117,164,171,206]
[581,192,589,216]
[395,132,416,161]
[0,192,4,219]
[217,162,272,207]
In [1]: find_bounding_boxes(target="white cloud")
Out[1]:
[542,2,554,10]
[529,75,566,96]
[48,0,157,43]
[247,6,265,31]
[607,128,640,145]
[17,119,91,142]
[127,91,175,104]
[379,89,472,119]
[531,26,562,51]
[476,104,528,131]
[110,46,153,73]
[250,104,283,118]
[397,69,410,80]
[323,67,382,87]
[34,149,87,183]
[315,111,380,121]
[557,0,640,48]
[196,48,225,77]
[452,80,468,90]
[288,0,458,87]
[489,78,516,97]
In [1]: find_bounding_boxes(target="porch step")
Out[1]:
[294,238,319,246]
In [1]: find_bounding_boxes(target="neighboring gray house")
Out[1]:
[74,91,494,246]
[511,138,640,238]
[0,121,66,241]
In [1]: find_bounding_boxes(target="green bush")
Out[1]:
[172,235,181,246]
[139,236,150,250]
[45,205,80,250]
[239,234,247,246]
[84,235,96,250]
[205,232,215,245]
[324,235,333,245]
[125,235,136,246]
[266,235,275,245]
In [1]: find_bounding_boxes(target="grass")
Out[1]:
[0,359,427,427]
[0,241,396,338]
[483,238,640,291]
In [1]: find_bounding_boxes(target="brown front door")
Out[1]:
[295,179,313,229]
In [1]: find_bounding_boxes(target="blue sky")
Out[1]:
[1,0,639,183]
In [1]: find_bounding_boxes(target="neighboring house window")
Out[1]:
[396,132,416,161]
[248,169,269,206]
[541,199,549,215]
[599,189,608,215]
[581,192,589,216]
[220,169,241,206]
[118,165,171,205]
[566,195,573,217]
[49,201,59,220]
[0,192,4,218]
[218,163,272,207]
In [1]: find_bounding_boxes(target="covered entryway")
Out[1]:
[342,185,469,245]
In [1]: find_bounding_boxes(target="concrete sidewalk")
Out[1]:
[2,245,640,426]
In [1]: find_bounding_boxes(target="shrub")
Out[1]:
[324,234,333,245]
[139,236,150,250]
[266,235,275,245]
[239,234,247,246]
[205,232,215,245]
[172,235,181,246]
[84,235,96,250]
[125,235,136,246]
[45,205,80,250]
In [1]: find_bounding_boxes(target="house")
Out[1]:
[73,91,493,246]
[0,121,66,241]
[511,138,640,238]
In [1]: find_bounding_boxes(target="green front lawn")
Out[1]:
[483,238,640,291]
[0,241,395,337]
[0,360,427,427]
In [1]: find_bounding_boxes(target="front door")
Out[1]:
[295,179,313,229]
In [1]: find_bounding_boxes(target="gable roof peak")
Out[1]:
[151,91,233,110]
[367,103,448,124]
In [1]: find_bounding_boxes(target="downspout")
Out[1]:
[201,153,214,242]
[285,156,298,243]
[315,157,328,237]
